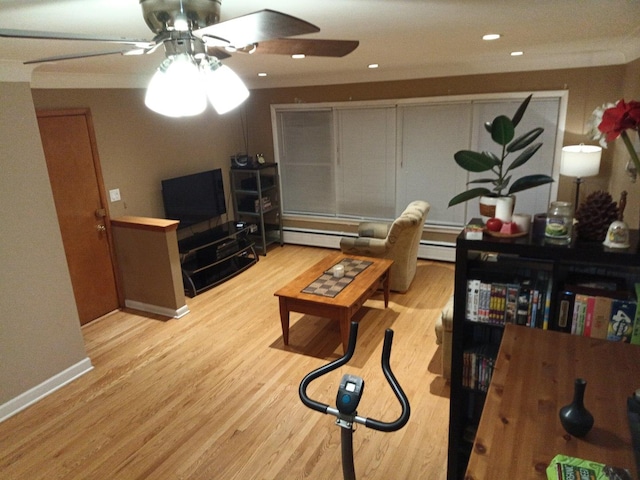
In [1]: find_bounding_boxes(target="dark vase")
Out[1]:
[559,378,594,437]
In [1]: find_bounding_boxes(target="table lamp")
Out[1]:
[560,144,602,209]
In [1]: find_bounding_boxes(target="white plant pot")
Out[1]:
[479,196,498,223]
[479,195,515,223]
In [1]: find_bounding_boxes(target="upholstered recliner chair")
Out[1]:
[339,200,430,293]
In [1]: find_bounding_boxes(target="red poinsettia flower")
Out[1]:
[598,99,640,142]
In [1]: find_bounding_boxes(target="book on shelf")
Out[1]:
[559,282,638,343]
[571,294,588,336]
[254,196,272,212]
[591,295,613,340]
[489,283,507,324]
[632,283,640,345]
[465,270,552,329]
[554,290,574,333]
[583,295,595,337]
[466,279,480,323]
[504,284,519,325]
[462,343,500,392]
[607,298,637,342]
[465,275,639,344]
[516,279,532,326]
[542,274,553,330]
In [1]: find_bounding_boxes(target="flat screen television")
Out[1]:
[161,168,226,228]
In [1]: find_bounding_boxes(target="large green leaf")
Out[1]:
[448,187,492,207]
[453,150,495,172]
[467,177,497,185]
[507,174,554,194]
[505,143,542,172]
[507,127,544,152]
[490,115,515,145]
[483,150,500,163]
[511,94,533,127]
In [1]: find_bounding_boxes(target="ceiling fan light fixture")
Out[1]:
[145,53,207,117]
[202,57,249,114]
[173,13,189,32]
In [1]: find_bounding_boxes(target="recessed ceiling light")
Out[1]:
[257,72,267,77]
[291,54,305,59]
[511,51,524,56]
[368,63,379,69]
[482,34,501,41]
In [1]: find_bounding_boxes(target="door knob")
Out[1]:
[96,224,106,232]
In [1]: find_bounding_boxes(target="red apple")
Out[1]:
[486,217,503,232]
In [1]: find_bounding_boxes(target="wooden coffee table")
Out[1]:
[274,252,393,352]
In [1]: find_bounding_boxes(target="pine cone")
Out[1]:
[575,191,619,242]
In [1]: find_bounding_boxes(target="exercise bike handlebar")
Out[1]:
[365,328,411,431]
[298,322,411,432]
[298,321,360,414]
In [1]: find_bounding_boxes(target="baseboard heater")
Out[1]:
[282,228,455,263]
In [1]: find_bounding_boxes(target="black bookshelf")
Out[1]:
[447,226,640,480]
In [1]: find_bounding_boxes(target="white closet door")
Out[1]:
[276,110,335,215]
[398,102,472,225]
[336,107,396,219]
[469,98,561,222]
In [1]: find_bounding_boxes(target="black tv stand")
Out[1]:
[178,221,257,297]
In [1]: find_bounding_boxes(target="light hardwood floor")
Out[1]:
[0,245,454,479]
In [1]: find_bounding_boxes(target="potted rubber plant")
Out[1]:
[448,94,554,214]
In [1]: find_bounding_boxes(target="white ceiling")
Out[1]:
[1,0,639,89]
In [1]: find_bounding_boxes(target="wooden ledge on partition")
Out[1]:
[111,216,179,233]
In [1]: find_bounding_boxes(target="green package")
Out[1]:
[546,454,633,480]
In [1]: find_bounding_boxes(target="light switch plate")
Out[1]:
[109,188,121,202]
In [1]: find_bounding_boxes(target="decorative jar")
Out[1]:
[545,201,572,244]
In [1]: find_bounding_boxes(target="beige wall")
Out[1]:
[242,63,638,231]
[31,63,638,232]
[31,89,247,222]
[0,82,87,405]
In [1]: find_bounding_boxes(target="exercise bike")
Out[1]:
[299,322,411,480]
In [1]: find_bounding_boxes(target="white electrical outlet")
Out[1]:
[109,188,121,202]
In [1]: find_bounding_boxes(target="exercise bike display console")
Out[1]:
[299,322,410,480]
[336,374,364,415]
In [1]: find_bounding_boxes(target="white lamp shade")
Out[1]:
[560,144,602,178]
[145,54,207,117]
[204,62,250,114]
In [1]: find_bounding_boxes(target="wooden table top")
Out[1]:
[273,252,392,307]
[466,324,640,479]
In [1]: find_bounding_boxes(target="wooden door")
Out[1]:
[37,109,120,325]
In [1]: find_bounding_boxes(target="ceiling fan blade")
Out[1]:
[204,46,232,60]
[23,49,139,65]
[0,28,153,47]
[254,38,359,57]
[194,9,320,47]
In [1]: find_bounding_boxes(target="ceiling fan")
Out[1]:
[0,0,359,116]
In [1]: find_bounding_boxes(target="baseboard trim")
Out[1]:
[124,300,190,319]
[0,357,93,423]
[282,229,456,262]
